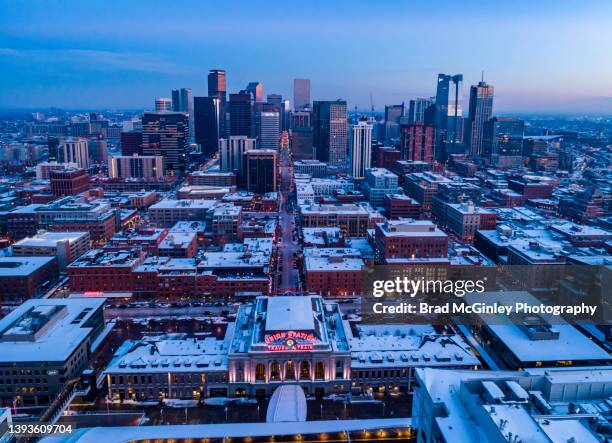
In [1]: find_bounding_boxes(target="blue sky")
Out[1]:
[1,0,612,113]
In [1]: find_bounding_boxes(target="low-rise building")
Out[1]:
[299,203,370,237]
[0,298,106,407]
[304,248,364,297]
[158,231,197,258]
[350,324,479,394]
[413,366,612,443]
[373,219,449,264]
[12,231,90,271]
[68,249,146,293]
[445,202,497,243]
[0,256,59,302]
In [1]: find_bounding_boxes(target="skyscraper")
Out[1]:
[244,149,277,194]
[435,74,463,160]
[384,104,404,144]
[246,82,263,103]
[293,79,311,111]
[207,69,227,138]
[349,120,373,179]
[407,98,434,124]
[194,96,221,158]
[257,111,280,150]
[466,81,494,157]
[267,94,290,131]
[120,131,143,156]
[313,100,348,166]
[400,122,435,164]
[219,136,255,175]
[172,88,194,141]
[154,97,172,112]
[142,112,189,174]
[290,111,313,160]
[207,69,226,102]
[229,92,253,137]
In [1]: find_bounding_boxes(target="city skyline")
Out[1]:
[2,0,612,113]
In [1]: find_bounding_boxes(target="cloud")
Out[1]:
[0,47,196,74]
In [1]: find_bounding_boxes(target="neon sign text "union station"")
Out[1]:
[264,331,316,351]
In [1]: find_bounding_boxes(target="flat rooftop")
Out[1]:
[0,298,105,363]
[265,296,315,332]
[13,231,89,248]
[0,256,56,277]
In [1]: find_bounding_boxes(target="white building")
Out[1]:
[12,231,90,271]
[349,120,373,179]
[219,136,256,174]
[258,111,280,150]
[62,138,89,169]
[109,154,164,179]
[413,366,612,443]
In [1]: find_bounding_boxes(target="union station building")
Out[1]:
[105,296,478,400]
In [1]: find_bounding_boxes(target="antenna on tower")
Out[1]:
[369,91,374,112]
[481,70,485,82]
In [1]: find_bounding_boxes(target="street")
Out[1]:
[276,145,301,293]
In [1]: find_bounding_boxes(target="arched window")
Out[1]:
[255,363,266,381]
[315,362,325,380]
[270,361,281,381]
[300,361,310,380]
[285,360,296,380]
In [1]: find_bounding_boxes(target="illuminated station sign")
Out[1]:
[264,331,316,351]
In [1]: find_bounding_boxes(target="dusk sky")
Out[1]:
[2,0,612,113]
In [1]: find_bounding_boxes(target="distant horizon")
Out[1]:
[2,105,612,119]
[2,1,612,113]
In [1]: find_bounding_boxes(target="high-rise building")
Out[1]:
[172,88,194,141]
[154,97,172,112]
[109,154,164,179]
[291,111,314,160]
[48,136,60,162]
[229,92,253,137]
[246,82,263,102]
[207,69,227,137]
[85,135,108,163]
[244,149,277,194]
[435,74,463,159]
[407,98,434,124]
[483,117,525,157]
[267,94,291,131]
[62,138,89,169]
[219,136,255,175]
[400,122,435,164]
[384,104,404,144]
[120,131,143,156]
[293,79,311,111]
[193,96,221,158]
[349,120,373,179]
[466,81,494,157]
[257,111,280,149]
[141,112,190,174]
[207,69,226,102]
[313,100,348,166]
